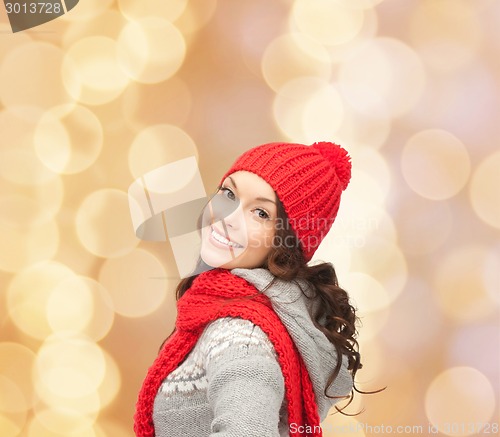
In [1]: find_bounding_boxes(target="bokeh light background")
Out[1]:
[1,0,499,436]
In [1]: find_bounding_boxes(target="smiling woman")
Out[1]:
[200,171,277,270]
[134,141,373,437]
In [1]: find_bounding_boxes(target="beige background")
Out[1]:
[0,0,499,436]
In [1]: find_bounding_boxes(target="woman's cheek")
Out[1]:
[250,232,274,250]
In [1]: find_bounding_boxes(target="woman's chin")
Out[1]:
[200,246,241,269]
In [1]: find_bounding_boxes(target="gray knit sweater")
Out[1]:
[153,268,353,436]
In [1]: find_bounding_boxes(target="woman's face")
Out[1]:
[200,170,277,270]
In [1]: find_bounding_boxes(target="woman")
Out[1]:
[134,142,362,437]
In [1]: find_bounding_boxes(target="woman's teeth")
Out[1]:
[211,228,242,248]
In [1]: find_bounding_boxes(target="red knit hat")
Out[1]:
[220,142,351,262]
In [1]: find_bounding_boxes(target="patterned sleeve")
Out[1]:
[201,317,286,437]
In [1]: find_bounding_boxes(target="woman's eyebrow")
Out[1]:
[227,176,238,189]
[227,176,276,205]
[255,197,276,204]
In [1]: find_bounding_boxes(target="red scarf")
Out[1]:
[134,268,321,436]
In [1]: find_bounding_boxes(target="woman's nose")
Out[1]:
[220,202,244,230]
[209,195,241,228]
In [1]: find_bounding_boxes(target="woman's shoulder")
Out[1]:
[200,317,278,368]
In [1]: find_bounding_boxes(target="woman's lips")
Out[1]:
[210,226,244,249]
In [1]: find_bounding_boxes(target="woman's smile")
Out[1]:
[200,170,277,269]
[209,225,244,249]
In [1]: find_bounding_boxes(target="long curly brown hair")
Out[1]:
[168,189,380,414]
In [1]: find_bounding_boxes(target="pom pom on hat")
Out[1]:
[312,142,352,190]
[220,141,352,261]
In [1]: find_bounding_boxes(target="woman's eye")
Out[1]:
[220,187,236,200]
[255,208,270,220]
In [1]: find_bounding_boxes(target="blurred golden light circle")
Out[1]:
[238,3,294,78]
[72,278,115,342]
[28,408,97,437]
[94,424,107,437]
[350,235,407,304]
[121,78,192,130]
[364,355,417,424]
[469,151,500,229]
[34,113,69,173]
[175,0,218,36]
[339,166,392,228]
[331,196,397,248]
[334,108,391,150]
[434,245,497,323]
[0,175,64,227]
[117,17,186,84]
[0,343,36,411]
[33,380,100,418]
[349,169,385,209]
[0,42,75,110]
[447,324,499,389]
[353,337,385,387]
[425,366,496,436]
[34,334,106,400]
[381,278,443,360]
[34,105,104,175]
[262,33,332,93]
[62,36,130,105]
[338,38,425,117]
[0,146,57,187]
[0,412,23,437]
[292,0,364,46]
[0,178,63,228]
[63,11,126,46]
[0,24,31,59]
[46,275,94,335]
[344,272,389,313]
[273,77,327,142]
[343,0,385,8]
[7,262,75,338]
[128,124,198,180]
[0,219,59,273]
[118,0,187,22]
[410,0,482,72]
[31,338,105,416]
[483,244,499,305]
[312,231,352,278]
[75,189,139,258]
[0,107,59,186]
[59,0,113,21]
[328,6,378,65]
[397,197,453,255]
[402,129,471,200]
[98,350,121,409]
[33,176,65,223]
[356,307,390,342]
[408,64,497,147]
[0,376,26,414]
[353,148,391,202]
[98,248,167,318]
[94,419,135,437]
[301,84,344,143]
